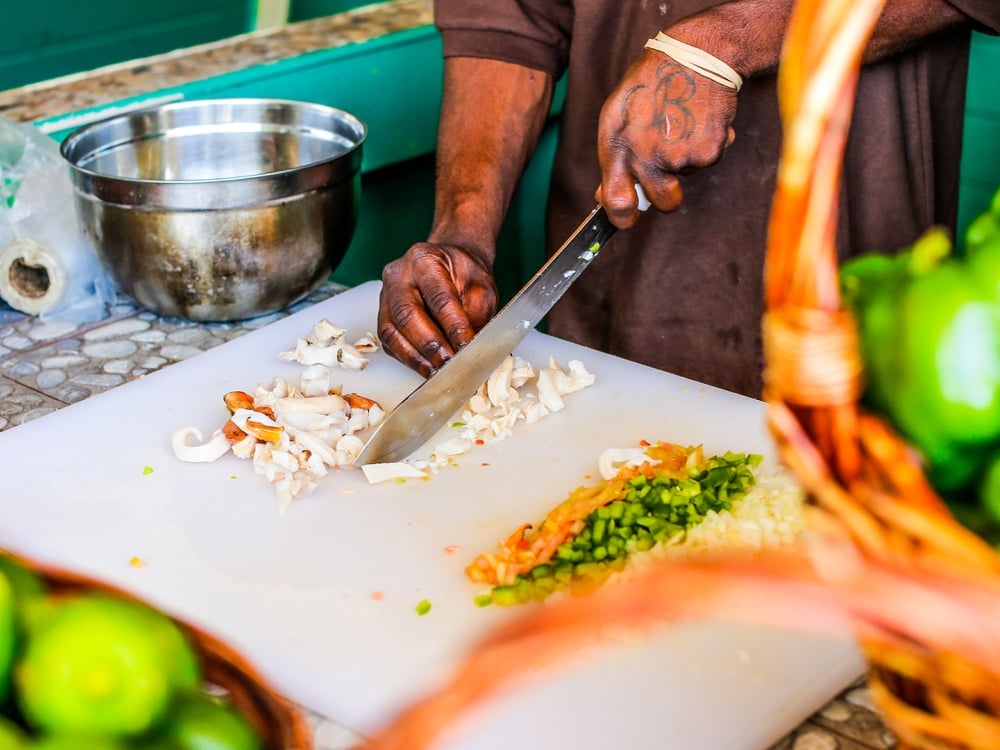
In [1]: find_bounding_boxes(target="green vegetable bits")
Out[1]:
[484,452,761,606]
[841,185,1000,541]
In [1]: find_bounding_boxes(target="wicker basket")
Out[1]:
[356,2,1000,748]
[2,553,313,750]
[762,0,1000,746]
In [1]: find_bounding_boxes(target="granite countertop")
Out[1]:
[0,2,899,748]
[0,0,433,125]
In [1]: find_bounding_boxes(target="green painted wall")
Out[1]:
[289,0,386,23]
[0,1,255,92]
[958,32,1000,242]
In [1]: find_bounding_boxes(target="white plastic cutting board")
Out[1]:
[0,281,863,748]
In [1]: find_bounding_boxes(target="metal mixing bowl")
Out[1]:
[60,98,367,321]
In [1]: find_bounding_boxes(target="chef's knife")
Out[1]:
[355,188,650,466]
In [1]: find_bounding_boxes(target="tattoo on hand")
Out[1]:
[621,62,697,142]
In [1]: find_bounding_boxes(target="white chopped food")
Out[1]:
[509,356,535,388]
[278,325,370,370]
[598,447,661,480]
[173,316,598,503]
[486,356,515,407]
[640,465,804,563]
[300,364,332,397]
[522,399,550,424]
[335,343,369,370]
[535,368,566,413]
[171,426,232,463]
[231,434,257,460]
[230,408,280,430]
[293,430,340,467]
[453,355,596,449]
[276,394,348,415]
[564,359,597,391]
[362,462,429,484]
[368,403,386,427]
[306,319,346,346]
[171,320,386,509]
[430,438,473,464]
[335,434,365,464]
[280,411,345,434]
[353,332,380,352]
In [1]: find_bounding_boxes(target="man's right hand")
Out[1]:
[377,241,499,378]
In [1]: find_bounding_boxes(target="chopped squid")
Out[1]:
[172,316,597,500]
[171,427,231,463]
[362,462,429,484]
[278,319,376,371]
[357,355,596,485]
[171,321,386,510]
[598,447,662,480]
[455,357,595,447]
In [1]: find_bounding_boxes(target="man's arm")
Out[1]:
[377,57,553,376]
[428,58,553,262]
[598,0,972,227]
[673,0,967,79]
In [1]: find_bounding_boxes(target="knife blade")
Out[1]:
[355,191,647,466]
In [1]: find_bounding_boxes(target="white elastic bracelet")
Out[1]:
[644,32,743,92]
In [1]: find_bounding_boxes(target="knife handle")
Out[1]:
[635,183,652,212]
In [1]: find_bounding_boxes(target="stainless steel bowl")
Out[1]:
[60,98,367,321]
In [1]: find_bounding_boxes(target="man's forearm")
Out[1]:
[667,0,969,80]
[428,57,553,264]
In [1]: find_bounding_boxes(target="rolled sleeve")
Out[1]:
[948,0,1000,33]
[434,0,574,78]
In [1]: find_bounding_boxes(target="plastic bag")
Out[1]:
[0,116,117,323]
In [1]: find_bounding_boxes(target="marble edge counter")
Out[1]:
[0,0,433,125]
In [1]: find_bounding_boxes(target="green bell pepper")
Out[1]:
[842,220,1000,495]
[965,186,1000,256]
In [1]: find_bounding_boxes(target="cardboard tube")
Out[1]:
[0,237,74,316]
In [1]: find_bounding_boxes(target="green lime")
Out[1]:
[978,453,1000,525]
[0,557,46,604]
[30,736,129,750]
[0,572,14,704]
[0,556,48,642]
[0,716,28,750]
[159,692,262,750]
[15,594,200,738]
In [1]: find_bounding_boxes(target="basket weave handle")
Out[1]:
[762,0,886,482]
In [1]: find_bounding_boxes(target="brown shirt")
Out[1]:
[435,1,1000,397]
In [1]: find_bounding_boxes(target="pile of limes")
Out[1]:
[0,553,264,749]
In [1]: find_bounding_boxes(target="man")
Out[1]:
[376,0,1000,397]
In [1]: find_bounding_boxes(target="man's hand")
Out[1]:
[378,242,499,378]
[596,49,739,228]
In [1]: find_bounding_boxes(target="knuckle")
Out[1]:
[424,288,456,316]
